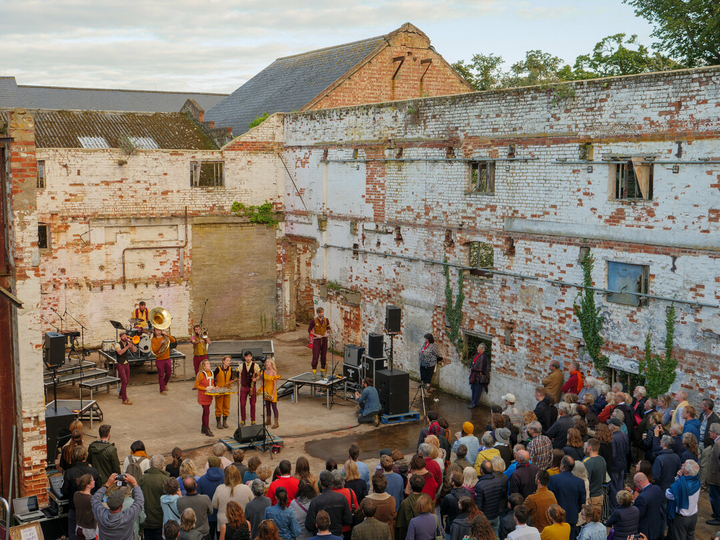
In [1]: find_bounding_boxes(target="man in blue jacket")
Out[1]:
[197,456,224,540]
[355,377,382,426]
[632,472,665,540]
[548,457,586,540]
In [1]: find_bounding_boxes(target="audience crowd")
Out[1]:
[59,361,720,540]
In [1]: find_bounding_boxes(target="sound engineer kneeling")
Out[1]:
[354,377,382,426]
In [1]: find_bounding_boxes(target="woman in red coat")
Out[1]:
[561,361,584,395]
[195,359,216,437]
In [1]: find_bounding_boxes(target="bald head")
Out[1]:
[634,473,649,489]
[516,450,530,465]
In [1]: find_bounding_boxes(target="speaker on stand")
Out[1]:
[367,333,384,359]
[385,305,401,334]
[44,332,66,368]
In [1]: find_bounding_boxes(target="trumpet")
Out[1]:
[202,329,209,339]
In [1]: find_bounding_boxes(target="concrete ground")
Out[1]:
[50,328,720,538]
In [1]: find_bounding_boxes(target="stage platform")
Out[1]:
[99,348,186,380]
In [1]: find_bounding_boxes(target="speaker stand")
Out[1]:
[410,383,427,417]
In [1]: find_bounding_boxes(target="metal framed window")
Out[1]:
[190,161,225,187]
[607,261,649,307]
[470,161,495,194]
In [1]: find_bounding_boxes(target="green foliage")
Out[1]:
[573,251,609,375]
[543,83,576,108]
[443,257,466,362]
[231,200,279,226]
[573,33,683,77]
[452,53,505,90]
[326,280,342,291]
[248,112,270,130]
[624,0,720,66]
[117,135,136,156]
[504,50,568,87]
[638,304,678,398]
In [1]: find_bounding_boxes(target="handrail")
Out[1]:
[0,497,9,540]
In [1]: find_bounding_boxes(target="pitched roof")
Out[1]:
[0,77,228,114]
[0,109,220,150]
[205,34,388,136]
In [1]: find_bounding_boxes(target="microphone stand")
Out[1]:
[50,307,65,332]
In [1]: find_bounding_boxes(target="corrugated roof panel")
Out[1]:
[78,136,110,148]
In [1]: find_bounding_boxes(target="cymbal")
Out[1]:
[129,318,142,324]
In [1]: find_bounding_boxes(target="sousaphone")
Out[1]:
[148,307,177,352]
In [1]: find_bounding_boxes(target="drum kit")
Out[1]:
[127,318,152,353]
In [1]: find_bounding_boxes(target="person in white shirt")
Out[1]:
[666,460,701,540]
[507,504,540,540]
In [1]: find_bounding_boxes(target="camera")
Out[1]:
[116,474,127,486]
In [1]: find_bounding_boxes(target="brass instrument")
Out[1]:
[149,307,173,356]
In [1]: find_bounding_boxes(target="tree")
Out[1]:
[624,0,720,66]
[503,50,570,87]
[638,304,677,398]
[452,53,505,91]
[573,33,683,77]
[574,251,609,375]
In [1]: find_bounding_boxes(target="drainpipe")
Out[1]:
[121,207,188,283]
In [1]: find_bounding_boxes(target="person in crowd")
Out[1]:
[578,377,598,404]
[268,460,300,505]
[706,424,720,509]
[632,473,665,540]
[351,498,392,540]
[510,450,540,499]
[166,448,183,478]
[591,386,610,416]
[74,474,97,540]
[495,428,514,468]
[263,358,282,429]
[87,424,121,483]
[91,473,144,540]
[177,478,213,540]
[343,460,367,504]
[666,460,701,540]
[671,391,690,427]
[577,506,604,540]
[605,491,639,540]
[62,445,103,540]
[418,333,440,393]
[470,513,498,540]
[547,450,564,477]
[541,504,570,540]
[547,403,575,450]
[139,454,171,540]
[294,456,317,492]
[379,455,404,511]
[449,497,481,540]
[474,460,504,535]
[508,504,540,540]
[635,460,654,484]
[305,471,352,538]
[213,466,253,530]
[229,450,248,480]
[257,519,282,540]
[396,474,425,540]
[289,479,317,540]
[491,456,510,512]
[121,484,147,540]
[582,438,606,509]
[608,418,629,512]
[653,435,681,490]
[416,411,439,450]
[178,460,201,496]
[354,377,382,425]
[453,422,480,465]
[161,477,182,527]
[542,361,564,404]
[527,421,553,471]
[405,454,438,503]
[166,520,181,540]
[503,394,524,428]
[681,433,699,463]
[218,501,251,540]
[441,471,470,537]
[461,466,478,498]
[613,393,635,436]
[534,388,554,434]
[561,362,583,396]
[641,412,662,463]
[179,509,203,540]
[499,493,525,540]
[263,487,301,540]
[570,461,589,519]
[194,359,216,437]
[548,457,585,540]
[682,406,701,441]
[306,510,340,540]
[331,469,358,538]
[406,494,441,540]
[474,433,500,473]
[59,423,84,473]
[562,429,584,462]
[363,473,395,536]
[423,435,445,474]
[246,479,272,539]
[523,470,556,533]
[123,440,151,476]
[597,392,617,424]
[699,399,720,452]
[468,343,489,409]
[244,457,262,484]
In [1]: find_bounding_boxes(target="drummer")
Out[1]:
[131,301,150,332]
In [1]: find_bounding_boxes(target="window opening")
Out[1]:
[607,261,649,307]
[190,162,224,187]
[470,161,495,194]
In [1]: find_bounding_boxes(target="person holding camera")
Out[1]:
[91,473,144,540]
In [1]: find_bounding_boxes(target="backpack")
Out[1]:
[125,455,147,479]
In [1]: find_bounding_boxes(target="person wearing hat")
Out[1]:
[453,422,480,465]
[91,473,145,540]
[608,417,629,513]
[115,331,137,405]
[503,394,523,429]
[495,428,514,468]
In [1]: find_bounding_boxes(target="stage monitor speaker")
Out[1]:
[45,406,76,463]
[367,333,384,359]
[44,332,66,368]
[233,424,264,443]
[385,305,402,334]
[375,368,409,415]
[344,344,364,367]
[343,364,362,386]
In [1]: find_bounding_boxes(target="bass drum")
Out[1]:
[138,335,152,354]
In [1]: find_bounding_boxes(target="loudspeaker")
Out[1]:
[44,332,66,367]
[385,305,401,334]
[344,344,364,367]
[375,369,409,415]
[361,355,388,384]
[367,333,384,358]
[233,424,264,443]
[45,406,76,463]
[343,364,362,386]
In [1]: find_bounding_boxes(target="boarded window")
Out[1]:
[470,161,495,194]
[38,224,50,249]
[190,162,224,187]
[37,160,45,189]
[609,159,653,200]
[468,241,494,277]
[607,261,649,307]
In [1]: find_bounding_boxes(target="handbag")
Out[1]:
[434,514,444,540]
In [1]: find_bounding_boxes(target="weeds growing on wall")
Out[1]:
[574,250,609,375]
[444,257,466,363]
[638,304,677,398]
[231,200,279,226]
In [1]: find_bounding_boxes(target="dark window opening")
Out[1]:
[37,160,46,189]
[508,144,516,158]
[38,224,50,249]
[470,161,495,194]
[191,162,224,187]
[611,160,653,201]
[462,331,492,368]
[446,147,455,159]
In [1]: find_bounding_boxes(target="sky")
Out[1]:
[1,0,656,95]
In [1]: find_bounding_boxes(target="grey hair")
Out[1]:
[572,460,588,481]
[213,443,226,457]
[612,409,625,421]
[684,460,699,476]
[251,479,266,497]
[528,421,543,435]
[418,443,432,458]
[150,454,165,470]
[670,423,683,436]
[662,435,674,449]
[331,470,344,489]
[635,386,646,397]
[709,423,720,435]
[612,382,623,392]
[601,384,611,394]
[482,433,494,447]
[558,402,571,415]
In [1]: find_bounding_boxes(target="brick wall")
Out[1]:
[283,67,720,410]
